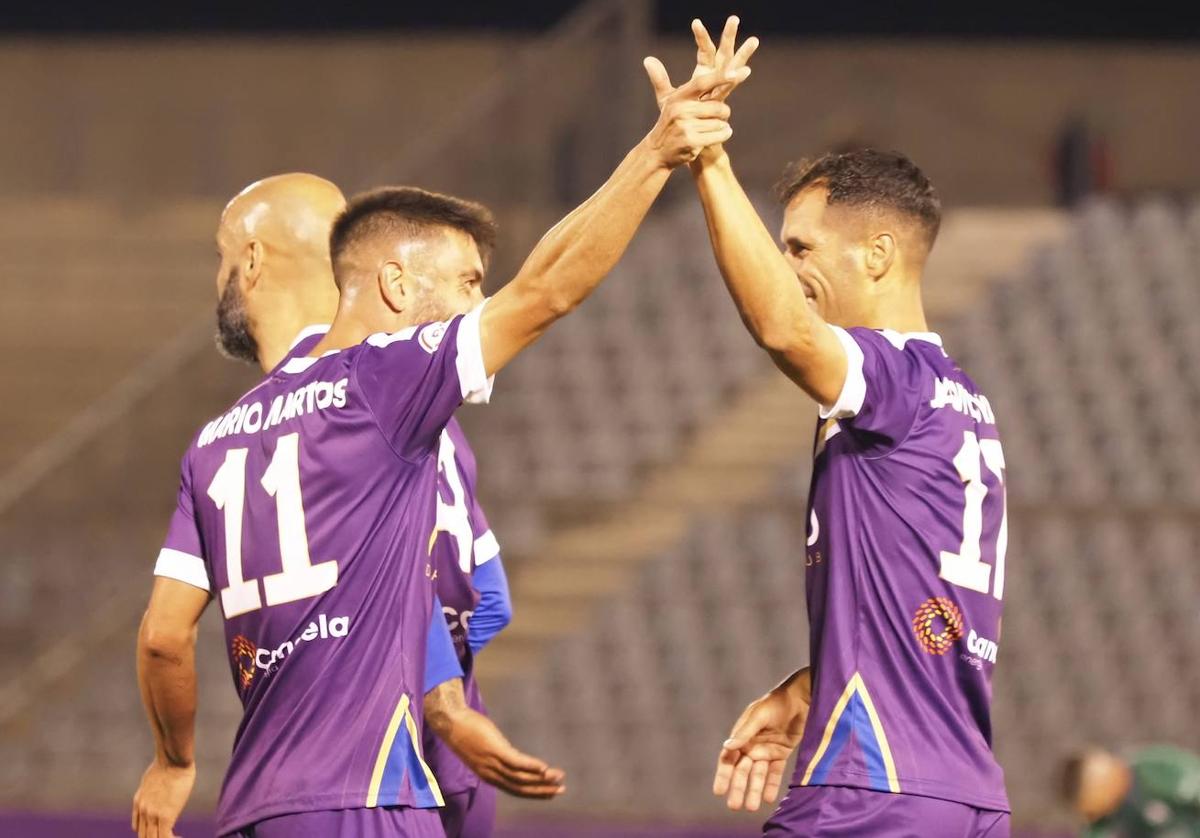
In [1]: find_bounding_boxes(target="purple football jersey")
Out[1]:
[154,305,493,835]
[795,327,1009,812]
[420,417,499,795]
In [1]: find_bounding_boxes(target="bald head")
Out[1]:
[214,173,347,370]
[220,172,346,266]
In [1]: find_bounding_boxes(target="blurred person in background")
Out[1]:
[132,60,747,838]
[645,16,1010,836]
[209,172,518,837]
[1062,746,1200,837]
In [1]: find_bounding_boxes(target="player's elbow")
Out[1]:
[750,317,811,358]
[138,611,195,663]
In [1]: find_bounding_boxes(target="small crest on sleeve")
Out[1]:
[418,321,449,354]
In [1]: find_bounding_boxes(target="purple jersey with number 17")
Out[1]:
[795,326,1009,812]
[153,304,493,836]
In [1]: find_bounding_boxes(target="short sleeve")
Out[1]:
[819,326,925,450]
[355,301,493,461]
[154,452,212,592]
[468,494,499,569]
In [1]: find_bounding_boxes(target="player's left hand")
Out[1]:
[644,15,759,114]
[687,16,760,104]
[131,758,194,838]
[713,682,808,812]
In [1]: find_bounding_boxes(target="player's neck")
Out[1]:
[254,294,337,371]
[867,286,929,335]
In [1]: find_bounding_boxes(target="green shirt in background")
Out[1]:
[1085,746,1200,838]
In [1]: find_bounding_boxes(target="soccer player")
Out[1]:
[1062,745,1200,836]
[651,17,1011,836]
[132,63,748,838]
[205,171,521,838]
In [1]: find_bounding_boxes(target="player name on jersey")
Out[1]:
[198,378,349,447]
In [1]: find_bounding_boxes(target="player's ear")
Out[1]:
[865,231,895,280]
[378,260,406,314]
[243,240,265,291]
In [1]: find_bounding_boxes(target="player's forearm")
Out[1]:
[136,613,198,768]
[481,139,671,374]
[424,676,469,739]
[690,151,816,358]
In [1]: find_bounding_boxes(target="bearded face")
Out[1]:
[215,265,259,365]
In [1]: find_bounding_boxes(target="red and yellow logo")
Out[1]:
[231,634,257,691]
[912,597,964,655]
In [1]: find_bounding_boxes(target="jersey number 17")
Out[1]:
[940,431,1007,601]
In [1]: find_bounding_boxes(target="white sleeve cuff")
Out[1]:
[818,326,867,420]
[456,299,494,405]
[154,548,211,592]
[474,530,501,565]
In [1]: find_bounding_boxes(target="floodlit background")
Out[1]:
[1,1,1198,835]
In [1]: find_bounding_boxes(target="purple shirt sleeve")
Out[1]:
[153,451,212,592]
[354,301,493,461]
[819,326,927,452]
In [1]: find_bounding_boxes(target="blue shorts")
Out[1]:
[763,785,1011,838]
[440,784,497,838]
[230,806,443,838]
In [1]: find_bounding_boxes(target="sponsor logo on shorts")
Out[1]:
[912,596,964,655]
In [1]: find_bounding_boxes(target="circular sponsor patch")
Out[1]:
[912,596,964,655]
[231,635,257,691]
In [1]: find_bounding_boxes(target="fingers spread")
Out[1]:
[733,36,760,70]
[642,56,673,101]
[692,19,717,59]
[717,16,740,62]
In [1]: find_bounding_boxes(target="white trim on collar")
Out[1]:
[287,323,331,352]
[878,329,944,350]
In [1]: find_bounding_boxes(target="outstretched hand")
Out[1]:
[640,64,748,169]
[713,672,810,812]
[644,15,759,112]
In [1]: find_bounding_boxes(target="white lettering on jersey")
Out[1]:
[198,377,349,447]
[966,628,998,663]
[930,376,996,425]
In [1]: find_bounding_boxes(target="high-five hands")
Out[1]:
[641,16,757,169]
[644,15,759,113]
[713,668,811,812]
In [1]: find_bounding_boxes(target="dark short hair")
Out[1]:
[775,149,942,246]
[330,186,498,282]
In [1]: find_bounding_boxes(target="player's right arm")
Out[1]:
[689,151,847,407]
[476,64,749,378]
[423,677,566,799]
[133,577,209,838]
[673,17,846,406]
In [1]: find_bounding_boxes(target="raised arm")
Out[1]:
[478,64,749,376]
[133,577,210,838]
[689,150,847,405]
[681,18,846,405]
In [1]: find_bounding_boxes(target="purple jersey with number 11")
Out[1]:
[153,304,493,836]
[795,326,1009,812]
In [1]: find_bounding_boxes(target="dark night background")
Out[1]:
[1,1,1198,40]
